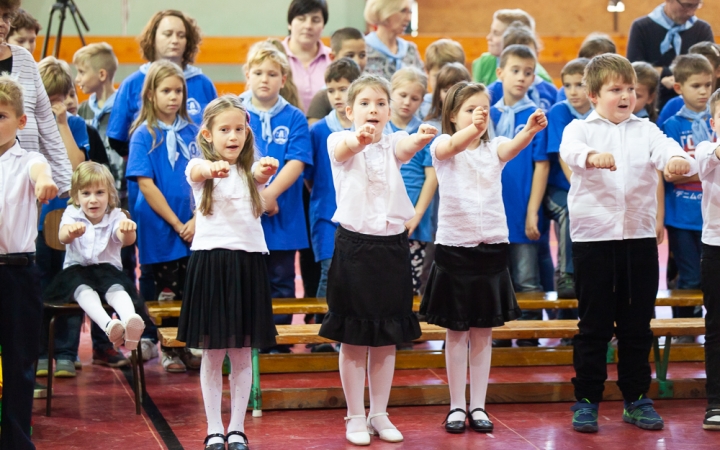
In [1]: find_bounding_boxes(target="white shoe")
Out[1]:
[161,350,186,373]
[105,319,125,348]
[367,412,403,442]
[123,314,145,351]
[344,414,371,446]
[140,339,159,361]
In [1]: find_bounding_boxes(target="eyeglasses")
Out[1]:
[0,12,15,24]
[675,0,702,11]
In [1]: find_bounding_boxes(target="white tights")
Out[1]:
[201,348,252,445]
[445,328,493,422]
[74,284,136,328]
[339,343,397,433]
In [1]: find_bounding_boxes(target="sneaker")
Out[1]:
[34,381,48,399]
[571,398,599,433]
[703,407,720,430]
[162,349,187,373]
[74,357,82,370]
[36,359,49,377]
[311,343,339,353]
[54,359,77,378]
[623,395,664,430]
[556,273,576,299]
[178,348,201,370]
[516,339,539,347]
[140,338,159,361]
[492,339,512,348]
[105,318,125,348]
[671,335,695,344]
[92,347,130,368]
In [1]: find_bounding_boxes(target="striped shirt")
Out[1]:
[8,45,72,196]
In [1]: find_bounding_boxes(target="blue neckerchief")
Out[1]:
[139,62,203,80]
[325,110,349,133]
[365,32,409,72]
[562,100,592,120]
[147,117,190,169]
[493,96,536,138]
[648,3,697,55]
[88,91,116,129]
[383,116,423,135]
[635,107,649,119]
[239,91,289,143]
[677,105,712,144]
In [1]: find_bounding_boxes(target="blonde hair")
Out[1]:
[73,42,119,79]
[391,66,427,94]
[69,161,120,212]
[347,74,391,110]
[442,82,491,141]
[424,39,465,73]
[38,56,73,97]
[584,54,636,97]
[262,39,303,110]
[246,41,291,78]
[364,0,408,26]
[196,95,263,218]
[129,60,189,149]
[493,9,535,30]
[710,88,720,117]
[0,74,24,117]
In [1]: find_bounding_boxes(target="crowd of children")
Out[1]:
[1,2,720,449]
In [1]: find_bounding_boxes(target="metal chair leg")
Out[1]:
[132,350,141,415]
[46,314,56,416]
[137,343,147,397]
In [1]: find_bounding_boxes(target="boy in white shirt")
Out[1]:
[696,88,720,430]
[560,54,696,433]
[0,75,58,449]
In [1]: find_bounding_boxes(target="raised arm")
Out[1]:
[396,124,438,162]
[29,161,59,205]
[189,160,231,182]
[434,107,488,161]
[497,109,548,162]
[253,156,280,185]
[116,219,137,247]
[333,124,376,163]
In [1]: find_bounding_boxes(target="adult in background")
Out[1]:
[364,0,423,80]
[282,0,331,112]
[627,0,713,109]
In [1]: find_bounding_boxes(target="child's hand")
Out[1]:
[525,211,540,241]
[208,160,231,178]
[415,124,438,147]
[35,173,58,204]
[51,102,68,125]
[655,220,665,245]
[356,124,375,147]
[118,219,137,233]
[178,216,195,243]
[67,222,86,239]
[586,152,617,171]
[524,109,548,135]
[664,156,691,177]
[257,157,280,177]
[405,214,421,237]
[261,190,279,216]
[472,106,489,132]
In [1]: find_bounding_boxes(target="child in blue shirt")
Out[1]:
[490,45,549,347]
[545,58,592,302]
[126,60,200,372]
[661,54,716,331]
[240,42,312,351]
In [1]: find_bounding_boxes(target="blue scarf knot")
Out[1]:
[562,100,592,120]
[493,96,536,138]
[648,4,697,55]
[677,105,712,145]
[88,92,116,129]
[239,91,289,143]
[365,32,409,72]
[150,117,190,169]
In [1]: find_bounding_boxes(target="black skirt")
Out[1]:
[420,243,521,330]
[177,249,277,349]
[319,226,421,346]
[44,263,143,311]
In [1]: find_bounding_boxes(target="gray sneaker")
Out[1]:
[557,273,576,299]
[54,359,77,378]
[36,359,49,377]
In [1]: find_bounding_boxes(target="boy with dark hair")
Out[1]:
[7,8,40,56]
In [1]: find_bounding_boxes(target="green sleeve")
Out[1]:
[472,53,498,85]
[535,62,553,83]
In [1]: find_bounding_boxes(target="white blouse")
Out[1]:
[61,205,125,270]
[329,130,415,236]
[696,141,720,246]
[431,135,510,246]
[186,158,268,253]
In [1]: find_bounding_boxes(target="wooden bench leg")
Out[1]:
[137,343,146,398]
[132,349,141,415]
[46,314,56,417]
[653,334,674,399]
[251,348,262,417]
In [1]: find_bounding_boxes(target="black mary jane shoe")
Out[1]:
[203,433,226,450]
[468,408,494,433]
[226,431,250,450]
[443,408,467,433]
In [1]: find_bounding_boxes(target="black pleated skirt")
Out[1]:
[420,243,521,330]
[177,249,277,349]
[44,263,143,310]
[319,226,421,346]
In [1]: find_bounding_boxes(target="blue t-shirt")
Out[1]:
[248,103,312,251]
[658,96,685,127]
[488,80,558,112]
[125,124,199,264]
[306,118,338,262]
[556,87,567,102]
[39,115,91,231]
[490,105,549,244]
[107,68,217,143]
[661,114,714,231]
[545,102,575,192]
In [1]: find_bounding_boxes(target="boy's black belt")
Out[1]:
[0,252,36,266]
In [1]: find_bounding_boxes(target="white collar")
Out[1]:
[585,110,643,126]
[0,140,25,160]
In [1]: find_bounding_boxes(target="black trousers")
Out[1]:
[0,264,43,450]
[702,244,720,406]
[572,238,658,404]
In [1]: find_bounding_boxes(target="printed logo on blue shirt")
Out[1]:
[540,98,552,112]
[188,142,201,158]
[187,98,201,117]
[273,126,290,145]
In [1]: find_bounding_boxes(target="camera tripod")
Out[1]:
[41,0,90,58]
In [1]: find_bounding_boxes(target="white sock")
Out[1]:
[201,349,226,445]
[468,328,492,421]
[445,329,469,422]
[227,348,252,443]
[339,343,368,434]
[104,285,137,323]
[367,345,397,432]
[74,285,113,329]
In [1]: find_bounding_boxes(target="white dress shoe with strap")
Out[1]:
[367,412,403,442]
[344,415,371,446]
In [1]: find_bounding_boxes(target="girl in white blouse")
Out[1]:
[318,74,437,446]
[420,81,546,434]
